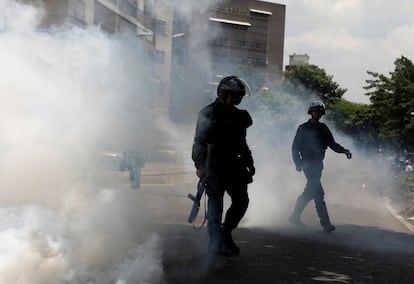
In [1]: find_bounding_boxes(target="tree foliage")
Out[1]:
[170,55,414,155]
[364,56,414,152]
[283,64,347,105]
[328,99,378,152]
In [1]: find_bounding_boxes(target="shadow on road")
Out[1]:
[327,223,414,255]
[158,224,414,283]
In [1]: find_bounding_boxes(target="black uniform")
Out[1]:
[192,98,254,252]
[291,119,349,228]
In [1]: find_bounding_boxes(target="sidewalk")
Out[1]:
[384,197,414,233]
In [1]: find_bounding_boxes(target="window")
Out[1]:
[209,21,249,31]
[212,5,249,16]
[94,2,116,34]
[249,26,268,34]
[211,37,229,46]
[119,0,137,18]
[249,8,272,19]
[118,16,136,37]
[251,41,267,51]
[156,20,167,35]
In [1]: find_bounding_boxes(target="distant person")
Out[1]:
[192,76,255,255]
[289,101,352,233]
[122,150,146,189]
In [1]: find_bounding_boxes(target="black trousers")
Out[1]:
[205,175,249,239]
[291,160,332,227]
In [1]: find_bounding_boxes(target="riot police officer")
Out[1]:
[289,101,352,232]
[192,76,255,255]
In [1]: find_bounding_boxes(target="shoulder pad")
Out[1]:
[238,109,253,127]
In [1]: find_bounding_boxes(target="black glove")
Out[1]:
[241,165,255,184]
[247,165,256,177]
[345,150,352,159]
[295,164,302,172]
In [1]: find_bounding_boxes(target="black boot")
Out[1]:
[222,228,239,255]
[288,215,306,228]
[208,237,227,255]
[315,200,334,232]
[207,229,228,255]
[289,195,308,227]
[323,224,336,233]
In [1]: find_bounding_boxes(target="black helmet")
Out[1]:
[217,76,250,102]
[307,100,326,115]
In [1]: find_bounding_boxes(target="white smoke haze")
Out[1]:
[166,3,411,253]
[0,0,45,32]
[0,1,166,283]
[1,1,412,282]
[241,96,312,227]
[241,91,413,254]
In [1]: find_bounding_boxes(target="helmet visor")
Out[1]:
[237,78,251,97]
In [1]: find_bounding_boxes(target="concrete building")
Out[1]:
[206,0,286,84]
[30,0,153,38]
[24,0,174,114]
[287,53,310,68]
[22,0,285,121]
[170,0,285,122]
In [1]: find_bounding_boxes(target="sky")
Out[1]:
[263,0,414,103]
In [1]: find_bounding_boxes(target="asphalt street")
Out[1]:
[109,163,414,283]
[159,224,414,284]
[132,162,414,284]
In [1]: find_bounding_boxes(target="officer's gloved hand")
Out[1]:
[247,164,255,176]
[196,168,203,178]
[295,164,302,172]
[345,150,352,159]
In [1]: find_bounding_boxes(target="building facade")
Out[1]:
[170,0,286,122]
[23,0,286,121]
[26,0,173,114]
[207,0,285,84]
[287,53,310,68]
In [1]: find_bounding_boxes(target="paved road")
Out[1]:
[159,224,414,283]
[127,162,414,283]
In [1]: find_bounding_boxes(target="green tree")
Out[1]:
[364,56,414,152]
[283,64,347,105]
[328,99,378,152]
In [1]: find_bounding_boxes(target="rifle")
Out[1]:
[187,179,206,225]
[187,144,212,228]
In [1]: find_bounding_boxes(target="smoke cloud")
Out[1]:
[166,0,411,255]
[1,1,412,282]
[0,1,166,283]
[240,89,413,254]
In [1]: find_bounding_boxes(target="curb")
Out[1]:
[384,197,414,233]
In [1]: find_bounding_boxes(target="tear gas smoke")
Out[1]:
[0,1,164,283]
[241,90,414,254]
[1,1,412,282]
[166,2,413,253]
